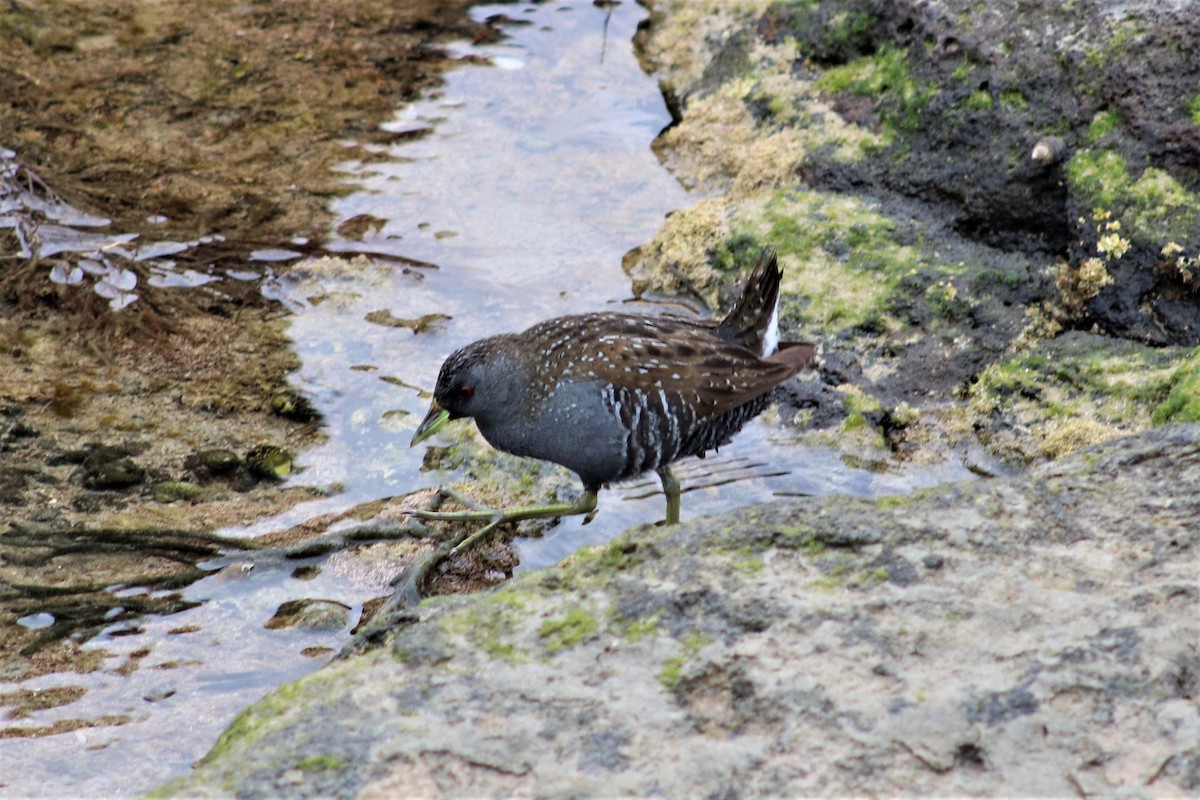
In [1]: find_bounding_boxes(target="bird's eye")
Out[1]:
[457,384,474,399]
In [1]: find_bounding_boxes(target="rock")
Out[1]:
[291,565,321,581]
[153,481,205,503]
[246,445,293,480]
[270,390,323,423]
[264,599,353,632]
[5,421,40,439]
[157,426,1200,798]
[627,0,1200,467]
[755,0,1200,345]
[80,446,146,490]
[186,449,242,476]
[0,467,36,505]
[211,562,256,582]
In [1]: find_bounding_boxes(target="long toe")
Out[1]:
[409,507,500,523]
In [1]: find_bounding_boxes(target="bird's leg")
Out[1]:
[657,466,680,525]
[409,488,599,554]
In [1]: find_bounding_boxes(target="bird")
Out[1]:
[409,247,816,552]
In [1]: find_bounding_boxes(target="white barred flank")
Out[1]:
[597,380,771,485]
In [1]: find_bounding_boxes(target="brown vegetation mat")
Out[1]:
[0,0,489,241]
[0,0,493,678]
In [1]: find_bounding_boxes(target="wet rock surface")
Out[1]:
[159,426,1200,798]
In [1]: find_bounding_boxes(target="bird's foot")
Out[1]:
[422,486,497,516]
[409,487,599,554]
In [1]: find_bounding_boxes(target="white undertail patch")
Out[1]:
[762,302,780,357]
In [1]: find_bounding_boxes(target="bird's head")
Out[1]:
[410,338,521,446]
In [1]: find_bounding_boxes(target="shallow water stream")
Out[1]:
[2,3,973,797]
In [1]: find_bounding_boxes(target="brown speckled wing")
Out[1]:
[520,313,806,423]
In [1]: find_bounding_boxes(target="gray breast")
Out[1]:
[475,379,631,491]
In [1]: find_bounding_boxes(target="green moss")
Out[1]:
[809,576,842,592]
[967,339,1185,455]
[729,545,765,576]
[766,93,796,120]
[815,45,936,132]
[481,590,524,611]
[999,89,1028,111]
[876,494,911,509]
[659,656,686,692]
[201,677,312,764]
[566,536,645,581]
[1067,148,1130,211]
[775,526,826,556]
[477,635,519,662]
[440,589,531,663]
[726,188,997,336]
[925,279,970,321]
[889,401,921,427]
[1082,21,1141,74]
[809,561,852,592]
[950,61,971,81]
[538,608,598,654]
[145,780,184,799]
[658,633,708,692]
[824,9,874,47]
[1152,350,1200,424]
[744,190,913,329]
[518,463,540,488]
[843,413,866,432]
[1126,168,1200,244]
[1067,150,1200,248]
[713,232,765,274]
[973,346,1172,410]
[1190,95,1200,125]
[964,89,992,111]
[1087,110,1119,143]
[841,386,882,433]
[295,755,343,772]
[851,566,890,588]
[618,613,661,643]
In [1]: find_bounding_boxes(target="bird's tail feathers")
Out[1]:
[717,247,782,356]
